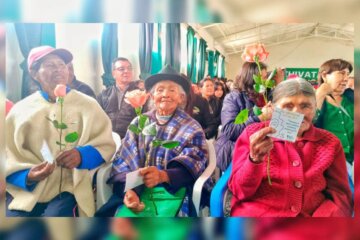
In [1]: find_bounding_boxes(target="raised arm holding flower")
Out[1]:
[215,43,275,175]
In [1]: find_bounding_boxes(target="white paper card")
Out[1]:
[124,170,144,192]
[268,107,304,142]
[40,141,54,164]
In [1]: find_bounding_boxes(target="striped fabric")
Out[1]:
[110,108,208,216]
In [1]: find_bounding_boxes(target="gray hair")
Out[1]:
[272,78,316,103]
[148,81,187,109]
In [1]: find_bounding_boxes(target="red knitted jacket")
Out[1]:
[229,122,353,217]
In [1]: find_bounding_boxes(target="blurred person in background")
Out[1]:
[229,79,352,217]
[346,76,354,90]
[97,57,142,139]
[191,83,201,95]
[67,62,96,99]
[215,61,272,171]
[6,46,115,217]
[185,77,218,140]
[199,78,222,138]
[225,79,235,91]
[214,80,226,103]
[315,59,354,181]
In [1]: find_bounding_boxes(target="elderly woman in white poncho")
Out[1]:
[6,46,115,217]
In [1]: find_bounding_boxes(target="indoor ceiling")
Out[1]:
[192,23,354,56]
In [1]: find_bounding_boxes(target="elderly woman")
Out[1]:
[6,46,115,217]
[100,65,208,217]
[315,59,354,180]
[229,79,352,217]
[215,61,272,172]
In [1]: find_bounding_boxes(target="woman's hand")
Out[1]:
[139,166,169,188]
[249,127,276,163]
[27,162,56,184]
[316,83,333,109]
[56,149,81,169]
[258,101,273,121]
[317,82,333,97]
[124,189,145,212]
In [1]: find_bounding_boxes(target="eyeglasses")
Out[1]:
[115,67,133,72]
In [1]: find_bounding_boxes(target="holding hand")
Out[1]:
[317,82,333,97]
[124,189,145,212]
[259,101,273,121]
[249,127,276,163]
[27,162,56,184]
[139,166,169,188]
[56,148,81,169]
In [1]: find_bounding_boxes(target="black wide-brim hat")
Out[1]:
[145,64,190,92]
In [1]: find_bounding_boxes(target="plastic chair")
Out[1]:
[96,132,121,210]
[210,163,232,217]
[192,139,217,216]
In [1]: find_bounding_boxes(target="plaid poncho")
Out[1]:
[110,108,208,216]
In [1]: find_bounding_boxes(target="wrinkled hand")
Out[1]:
[124,189,145,212]
[259,101,273,121]
[56,149,81,169]
[111,218,138,240]
[317,82,333,97]
[27,162,56,184]
[249,127,276,163]
[139,166,169,188]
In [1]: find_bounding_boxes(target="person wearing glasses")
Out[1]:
[97,57,142,139]
[315,59,354,181]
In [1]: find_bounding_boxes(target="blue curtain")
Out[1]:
[213,50,220,78]
[220,55,226,78]
[197,38,207,82]
[191,37,198,83]
[165,23,181,72]
[15,23,56,98]
[151,24,162,74]
[101,23,118,87]
[81,0,103,22]
[0,0,20,21]
[139,23,153,80]
[187,26,196,82]
[207,50,214,78]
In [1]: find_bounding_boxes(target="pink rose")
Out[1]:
[54,84,67,97]
[241,43,269,63]
[6,99,13,116]
[124,89,149,108]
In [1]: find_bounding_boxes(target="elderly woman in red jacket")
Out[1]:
[229,78,352,217]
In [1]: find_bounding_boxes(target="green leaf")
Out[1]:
[234,109,249,124]
[265,79,275,88]
[253,106,262,116]
[142,122,157,136]
[253,74,262,85]
[57,123,68,129]
[52,119,59,128]
[161,141,180,149]
[128,124,141,135]
[152,139,162,148]
[138,114,148,130]
[254,83,261,93]
[135,107,142,116]
[57,97,64,104]
[65,132,79,143]
[56,141,66,146]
